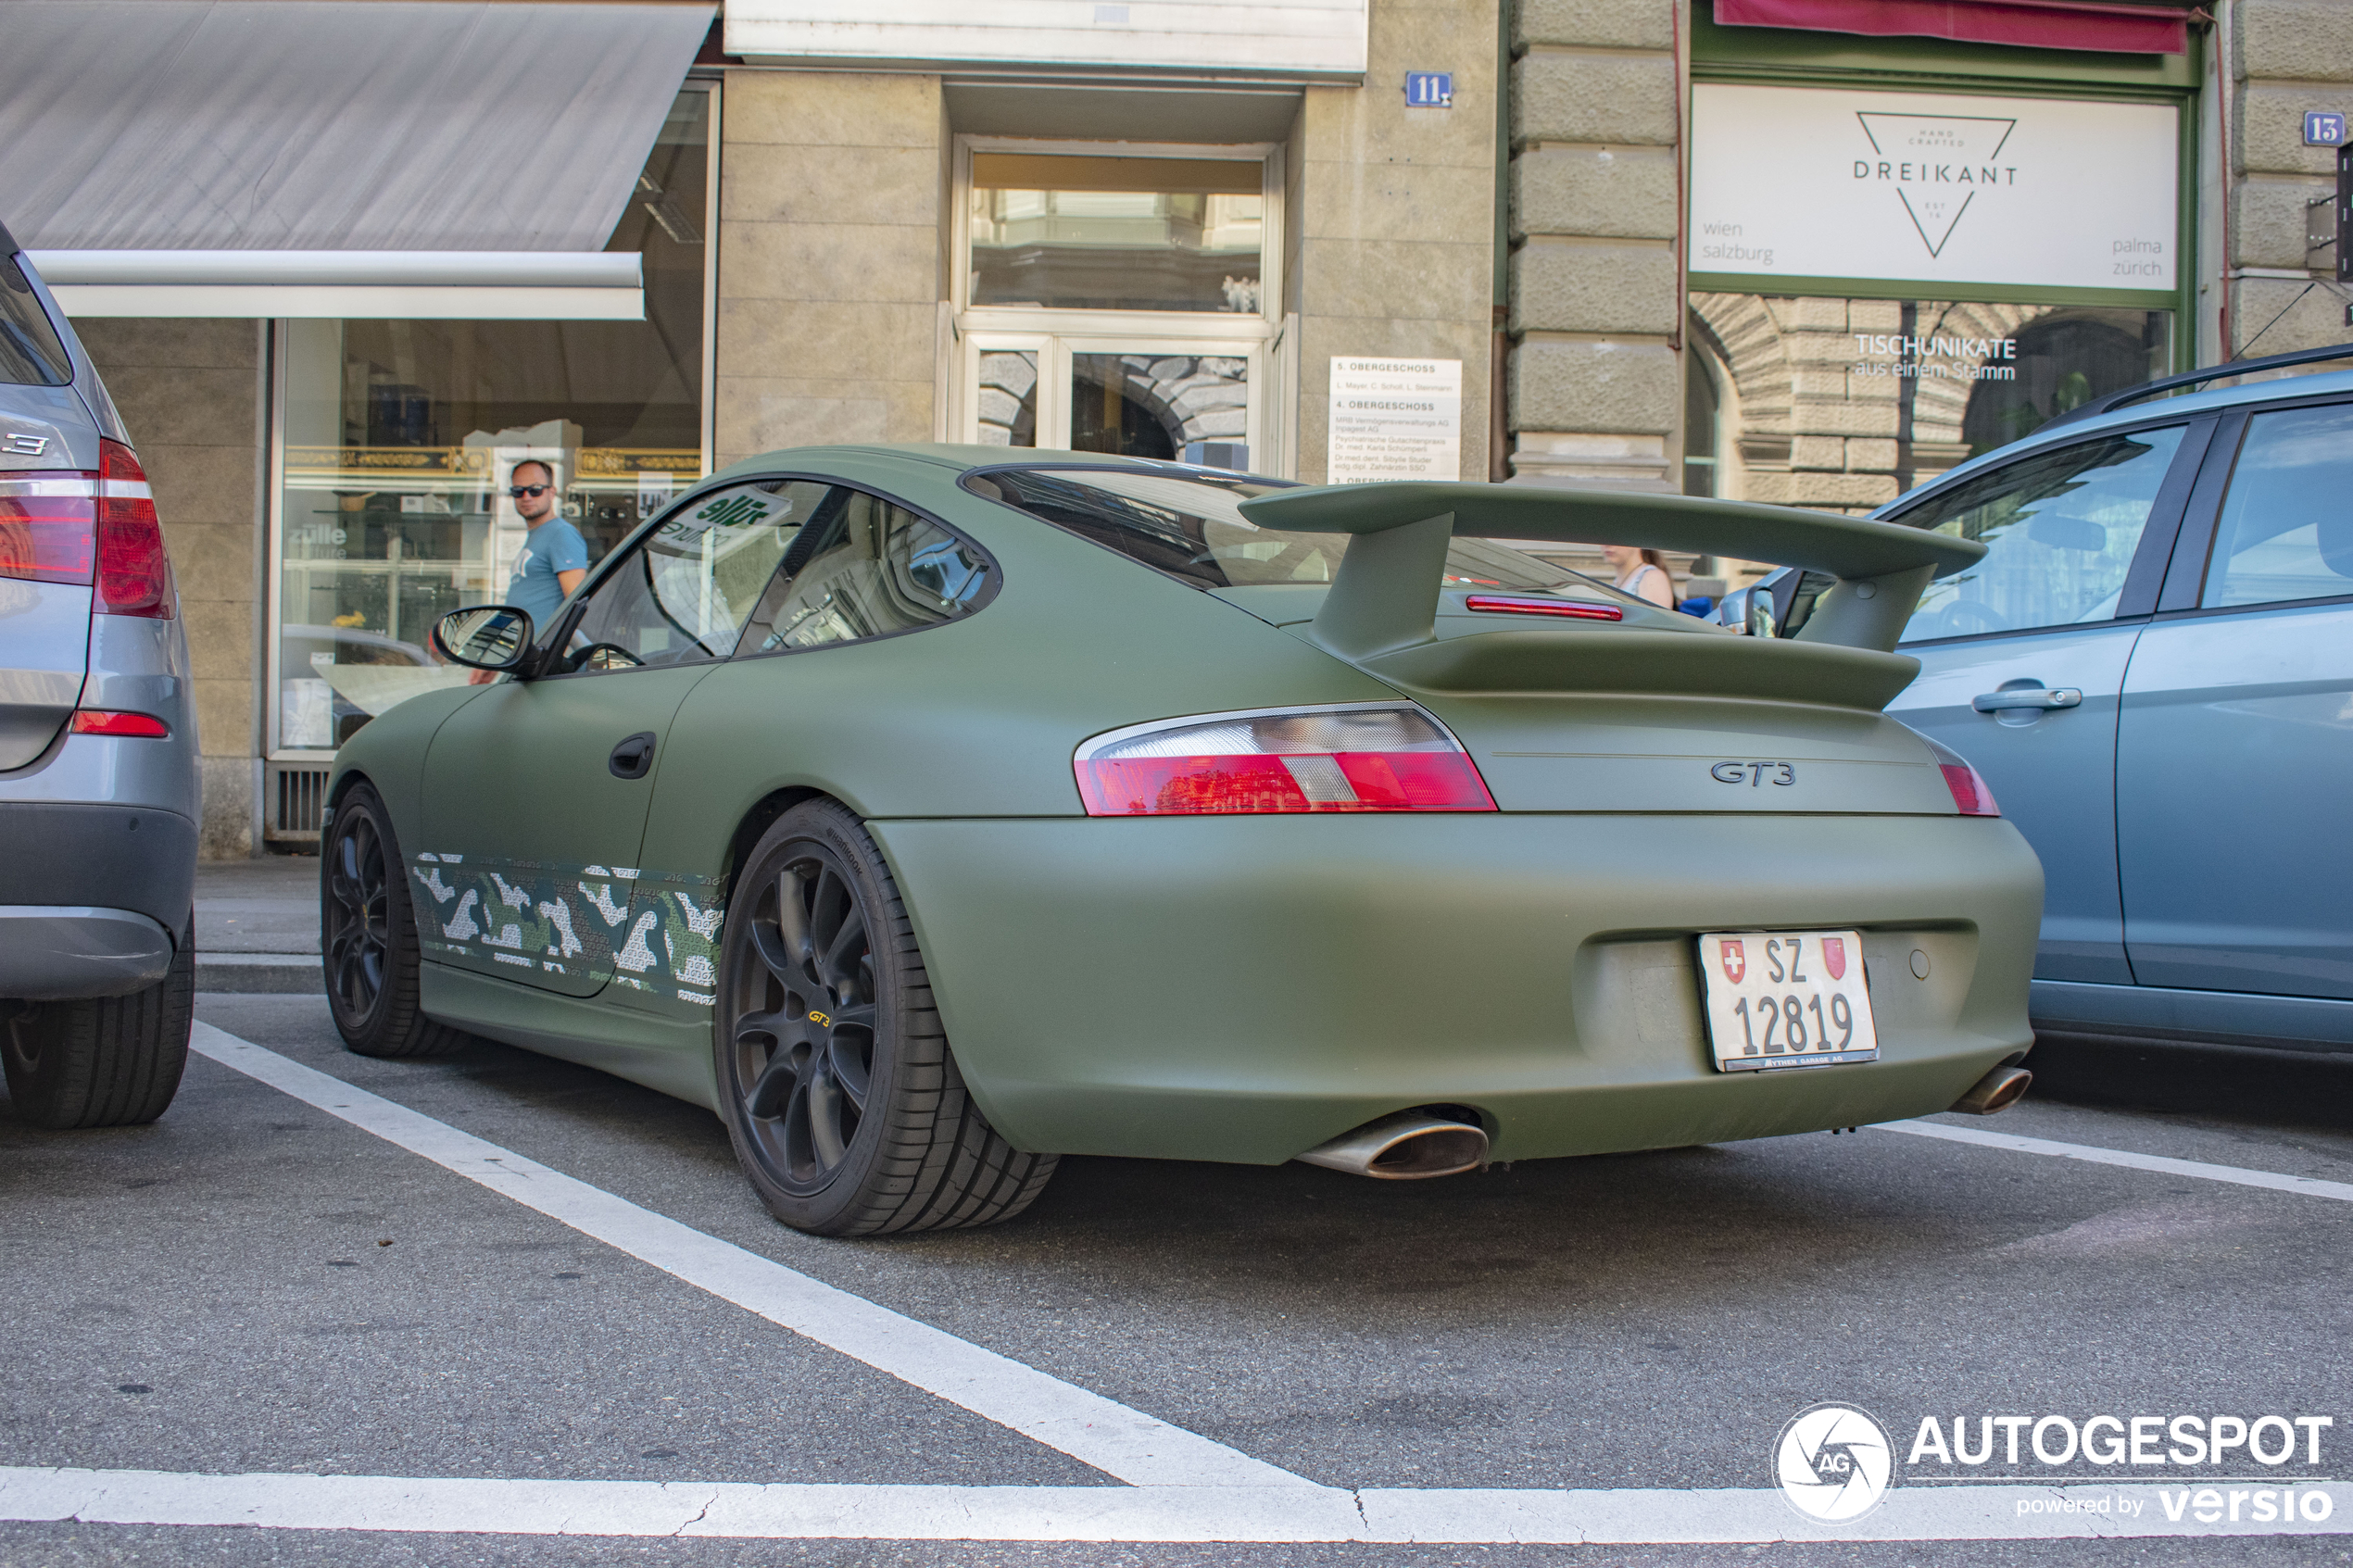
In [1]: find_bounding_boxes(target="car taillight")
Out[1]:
[1463,595,1623,621]
[1075,704,1497,816]
[1922,735,1999,817]
[95,439,172,619]
[70,709,170,738]
[0,470,98,584]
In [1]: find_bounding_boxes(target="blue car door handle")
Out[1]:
[1972,687,2083,713]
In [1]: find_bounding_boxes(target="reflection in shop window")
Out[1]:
[1685,293,2171,514]
[1071,353,1249,464]
[272,88,711,751]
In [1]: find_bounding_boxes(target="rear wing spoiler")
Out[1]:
[1235,482,1983,657]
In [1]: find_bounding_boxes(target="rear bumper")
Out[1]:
[0,801,195,935]
[871,812,2044,1163]
[0,905,174,999]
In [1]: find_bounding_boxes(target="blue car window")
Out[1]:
[2202,403,2353,609]
[738,489,991,656]
[554,480,822,673]
[1893,426,2187,642]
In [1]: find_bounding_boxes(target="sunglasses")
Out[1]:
[509,483,553,498]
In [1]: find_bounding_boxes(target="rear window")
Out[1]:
[0,255,73,387]
[963,465,1635,604]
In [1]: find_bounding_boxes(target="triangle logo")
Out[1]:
[1854,113,2018,257]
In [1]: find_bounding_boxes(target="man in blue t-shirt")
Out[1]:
[504,458,586,621]
[470,458,587,684]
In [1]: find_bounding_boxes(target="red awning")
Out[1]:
[1713,0,2189,55]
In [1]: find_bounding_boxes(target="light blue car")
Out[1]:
[1724,343,2353,1057]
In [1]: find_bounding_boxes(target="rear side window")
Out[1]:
[964,465,1624,601]
[737,487,991,655]
[2202,403,2353,608]
[1891,426,2186,642]
[0,256,72,387]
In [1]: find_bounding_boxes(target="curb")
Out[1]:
[196,953,321,994]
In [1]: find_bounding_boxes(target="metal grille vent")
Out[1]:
[269,764,333,842]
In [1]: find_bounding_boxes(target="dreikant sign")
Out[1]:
[1327,358,1462,483]
[1689,84,2179,293]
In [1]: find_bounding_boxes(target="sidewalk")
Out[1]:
[195,854,321,993]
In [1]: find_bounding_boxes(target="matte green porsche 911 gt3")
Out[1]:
[321,445,2040,1236]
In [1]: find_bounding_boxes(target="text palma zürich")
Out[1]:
[1908,1414,2338,1521]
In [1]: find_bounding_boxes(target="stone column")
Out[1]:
[1291,0,1500,484]
[1506,0,1680,490]
[715,71,945,467]
[2224,0,2353,358]
[77,320,262,859]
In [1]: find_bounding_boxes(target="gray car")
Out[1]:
[0,220,199,1126]
[1727,344,2353,1058]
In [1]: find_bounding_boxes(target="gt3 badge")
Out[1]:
[1721,938,1745,983]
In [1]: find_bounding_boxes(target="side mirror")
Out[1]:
[432,605,536,671]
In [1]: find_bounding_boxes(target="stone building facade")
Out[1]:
[1504,0,2352,531]
[19,0,2352,856]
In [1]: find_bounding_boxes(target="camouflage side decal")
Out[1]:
[610,872,729,1010]
[408,853,637,990]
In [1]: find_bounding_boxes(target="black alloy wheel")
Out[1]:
[323,805,390,1023]
[734,838,879,1191]
[321,784,464,1060]
[715,800,1057,1236]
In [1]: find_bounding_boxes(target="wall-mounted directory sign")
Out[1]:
[1689,84,2179,293]
[1327,358,1461,483]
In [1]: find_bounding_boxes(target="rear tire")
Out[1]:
[714,800,1056,1236]
[322,784,466,1060]
[3,919,194,1129]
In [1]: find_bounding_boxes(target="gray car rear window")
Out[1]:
[963,464,1629,602]
[0,255,73,387]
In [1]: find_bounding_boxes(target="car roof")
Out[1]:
[1876,363,2353,515]
[707,445,1268,484]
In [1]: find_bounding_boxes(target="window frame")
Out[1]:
[950,135,1284,331]
[1883,412,2215,649]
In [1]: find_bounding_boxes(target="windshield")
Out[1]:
[963,465,1637,604]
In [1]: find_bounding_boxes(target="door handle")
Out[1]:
[609,731,657,780]
[1972,687,2082,713]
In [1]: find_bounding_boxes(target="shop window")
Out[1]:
[1683,345,1725,497]
[1683,294,2172,512]
[968,153,1264,315]
[271,84,712,753]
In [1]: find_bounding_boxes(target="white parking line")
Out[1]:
[1879,1118,2353,1204]
[185,1024,1313,1492]
[3,1468,2345,1543]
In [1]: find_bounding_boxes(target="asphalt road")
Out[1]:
[3,992,2349,1567]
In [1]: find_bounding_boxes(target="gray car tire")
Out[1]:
[323,784,467,1060]
[3,919,194,1129]
[714,800,1057,1236]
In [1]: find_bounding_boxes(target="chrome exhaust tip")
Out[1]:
[1950,1064,2032,1115]
[1296,1112,1490,1180]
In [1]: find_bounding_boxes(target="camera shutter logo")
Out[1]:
[1776,1403,1895,1523]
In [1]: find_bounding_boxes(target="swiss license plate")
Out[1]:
[1698,930,1880,1072]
